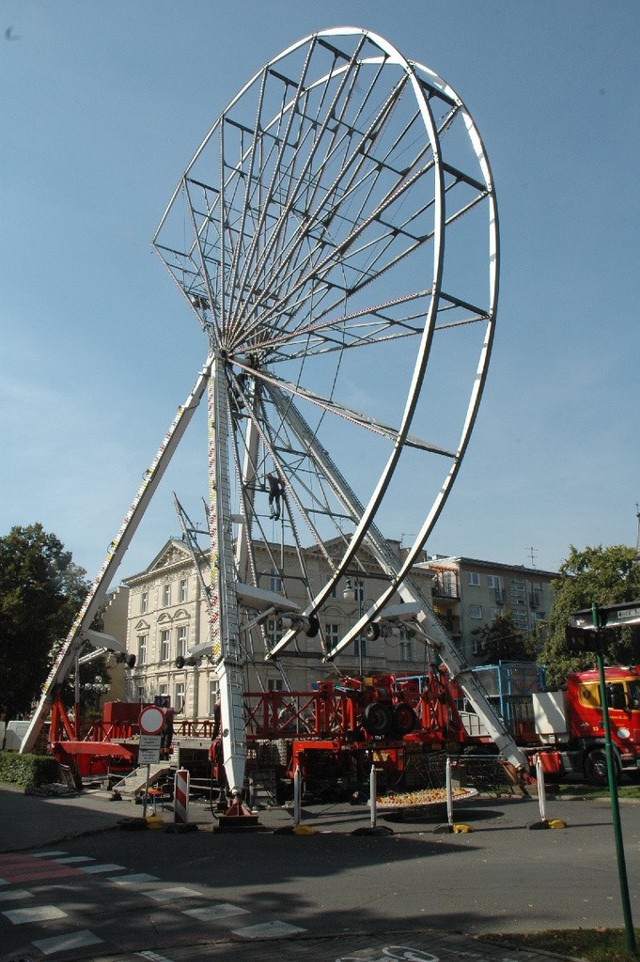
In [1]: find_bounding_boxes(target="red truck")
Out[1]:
[460,662,640,785]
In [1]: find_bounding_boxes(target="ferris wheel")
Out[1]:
[153,27,499,665]
[21,28,518,789]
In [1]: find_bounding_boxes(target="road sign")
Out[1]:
[569,601,640,632]
[139,705,165,735]
[138,734,162,764]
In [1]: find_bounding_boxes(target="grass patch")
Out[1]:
[552,782,640,800]
[482,927,640,961]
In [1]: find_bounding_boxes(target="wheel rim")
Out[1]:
[153,28,499,665]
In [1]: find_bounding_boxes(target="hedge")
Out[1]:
[0,751,61,788]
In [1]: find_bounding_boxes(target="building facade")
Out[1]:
[420,556,558,665]
[121,537,437,721]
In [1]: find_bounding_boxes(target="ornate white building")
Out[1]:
[122,537,437,721]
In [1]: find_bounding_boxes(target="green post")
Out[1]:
[593,602,637,955]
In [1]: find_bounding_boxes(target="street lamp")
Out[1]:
[343,579,365,677]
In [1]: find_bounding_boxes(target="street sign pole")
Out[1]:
[138,706,165,820]
[143,765,150,819]
[589,603,637,955]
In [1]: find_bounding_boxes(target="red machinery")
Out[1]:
[48,692,139,780]
[46,668,470,796]
[210,669,469,800]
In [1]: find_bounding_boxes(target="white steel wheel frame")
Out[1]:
[153,26,499,669]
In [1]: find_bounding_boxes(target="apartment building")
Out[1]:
[121,537,436,720]
[418,556,558,665]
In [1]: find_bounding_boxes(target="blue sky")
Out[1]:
[2,0,639,586]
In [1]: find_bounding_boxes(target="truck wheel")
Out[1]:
[362,702,393,736]
[584,748,620,786]
[392,702,416,736]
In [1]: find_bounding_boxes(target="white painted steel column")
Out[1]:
[208,354,245,799]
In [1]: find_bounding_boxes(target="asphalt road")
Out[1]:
[1,783,638,962]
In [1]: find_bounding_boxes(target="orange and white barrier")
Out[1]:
[174,768,190,823]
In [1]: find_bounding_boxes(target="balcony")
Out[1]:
[432,577,459,600]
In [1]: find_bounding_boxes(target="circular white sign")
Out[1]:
[139,705,165,735]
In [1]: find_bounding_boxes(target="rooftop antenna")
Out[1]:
[527,546,538,567]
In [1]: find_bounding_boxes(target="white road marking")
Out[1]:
[0,888,33,901]
[182,903,249,922]
[141,885,204,902]
[110,873,160,885]
[53,856,94,864]
[3,904,67,924]
[32,929,104,955]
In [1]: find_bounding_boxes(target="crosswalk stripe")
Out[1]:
[141,886,203,902]
[3,904,67,924]
[0,889,33,901]
[182,903,249,922]
[53,856,94,864]
[110,873,160,885]
[32,928,104,955]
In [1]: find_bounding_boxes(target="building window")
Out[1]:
[162,583,171,607]
[176,625,187,658]
[270,569,283,593]
[160,629,170,662]
[209,681,220,715]
[512,609,529,631]
[268,678,284,692]
[468,572,480,586]
[179,579,188,603]
[174,682,185,710]
[137,634,147,665]
[140,591,148,614]
[472,636,485,656]
[469,604,482,620]
[326,579,337,599]
[136,686,145,703]
[325,624,339,647]
[509,578,525,600]
[487,574,504,602]
[158,684,168,698]
[264,617,281,648]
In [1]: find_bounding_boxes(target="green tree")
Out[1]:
[0,524,90,720]
[540,544,640,686]
[472,611,537,665]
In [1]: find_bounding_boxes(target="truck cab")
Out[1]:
[566,667,640,782]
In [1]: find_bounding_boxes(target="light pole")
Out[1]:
[343,579,364,677]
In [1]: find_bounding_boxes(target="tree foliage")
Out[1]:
[0,524,90,719]
[472,611,537,665]
[540,544,640,686]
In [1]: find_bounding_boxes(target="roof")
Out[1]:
[418,556,559,579]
